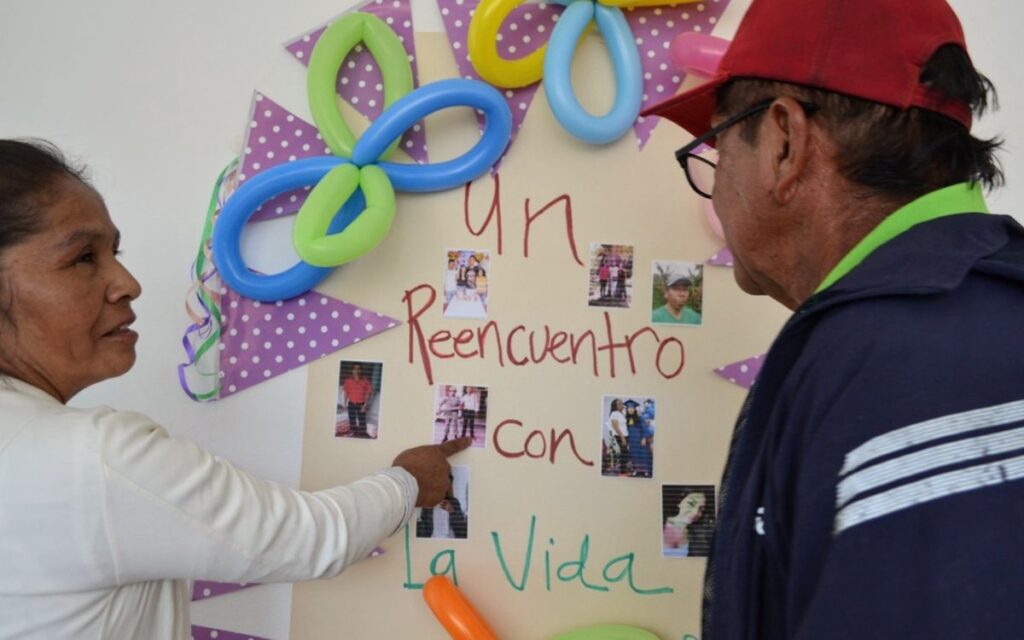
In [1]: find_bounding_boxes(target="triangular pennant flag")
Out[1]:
[239,92,328,223]
[705,245,733,267]
[218,288,400,398]
[285,0,428,164]
[191,581,257,602]
[714,354,764,390]
[191,625,272,640]
[627,0,732,150]
[437,0,564,169]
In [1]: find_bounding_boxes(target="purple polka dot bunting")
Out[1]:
[436,0,565,169]
[239,92,327,223]
[284,0,428,164]
[625,0,731,149]
[217,288,400,398]
[714,354,764,390]
[191,624,271,640]
[705,245,734,267]
[191,581,257,602]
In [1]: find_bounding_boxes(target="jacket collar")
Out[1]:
[816,182,989,293]
[802,212,1019,316]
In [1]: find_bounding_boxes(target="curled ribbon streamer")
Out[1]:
[543,0,642,144]
[178,279,220,398]
[307,12,414,159]
[183,269,220,340]
[177,160,237,401]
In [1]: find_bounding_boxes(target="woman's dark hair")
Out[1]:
[0,139,88,258]
[715,44,1004,200]
[662,485,716,525]
[0,140,89,322]
[662,485,716,557]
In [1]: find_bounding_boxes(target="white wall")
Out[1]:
[1,1,1019,637]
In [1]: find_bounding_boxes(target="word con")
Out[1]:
[403,515,673,596]
[492,419,594,468]
[403,283,686,385]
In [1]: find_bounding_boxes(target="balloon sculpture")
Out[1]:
[212,13,512,301]
[468,0,707,144]
[422,576,663,639]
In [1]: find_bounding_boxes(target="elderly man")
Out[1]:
[645,0,1024,638]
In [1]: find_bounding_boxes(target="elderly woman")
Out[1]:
[0,139,469,639]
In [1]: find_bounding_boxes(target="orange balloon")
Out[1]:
[423,576,500,640]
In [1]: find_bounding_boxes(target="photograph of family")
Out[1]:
[442,249,490,319]
[588,243,634,309]
[600,395,656,478]
[432,384,489,449]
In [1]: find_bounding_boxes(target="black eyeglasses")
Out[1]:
[675,98,818,199]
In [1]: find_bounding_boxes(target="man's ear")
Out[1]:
[760,97,814,204]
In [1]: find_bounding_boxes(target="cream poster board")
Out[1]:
[295,33,788,639]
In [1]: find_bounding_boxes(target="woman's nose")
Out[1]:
[108,258,142,302]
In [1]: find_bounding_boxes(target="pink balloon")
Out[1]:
[702,198,725,240]
[668,33,730,78]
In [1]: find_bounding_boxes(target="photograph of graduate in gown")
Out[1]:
[335,360,383,439]
[661,485,716,558]
[442,249,490,319]
[588,243,634,309]
[600,396,656,478]
[415,465,470,540]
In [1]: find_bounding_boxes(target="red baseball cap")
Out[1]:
[643,0,973,139]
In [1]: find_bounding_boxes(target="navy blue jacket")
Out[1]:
[704,213,1024,639]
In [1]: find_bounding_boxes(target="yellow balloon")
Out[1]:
[467,0,548,88]
[549,624,662,640]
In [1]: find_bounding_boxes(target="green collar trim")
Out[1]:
[816,182,989,293]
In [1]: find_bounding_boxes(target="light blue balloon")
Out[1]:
[212,156,366,301]
[543,0,643,144]
[351,78,513,192]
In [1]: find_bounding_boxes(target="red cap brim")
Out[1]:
[641,76,728,145]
